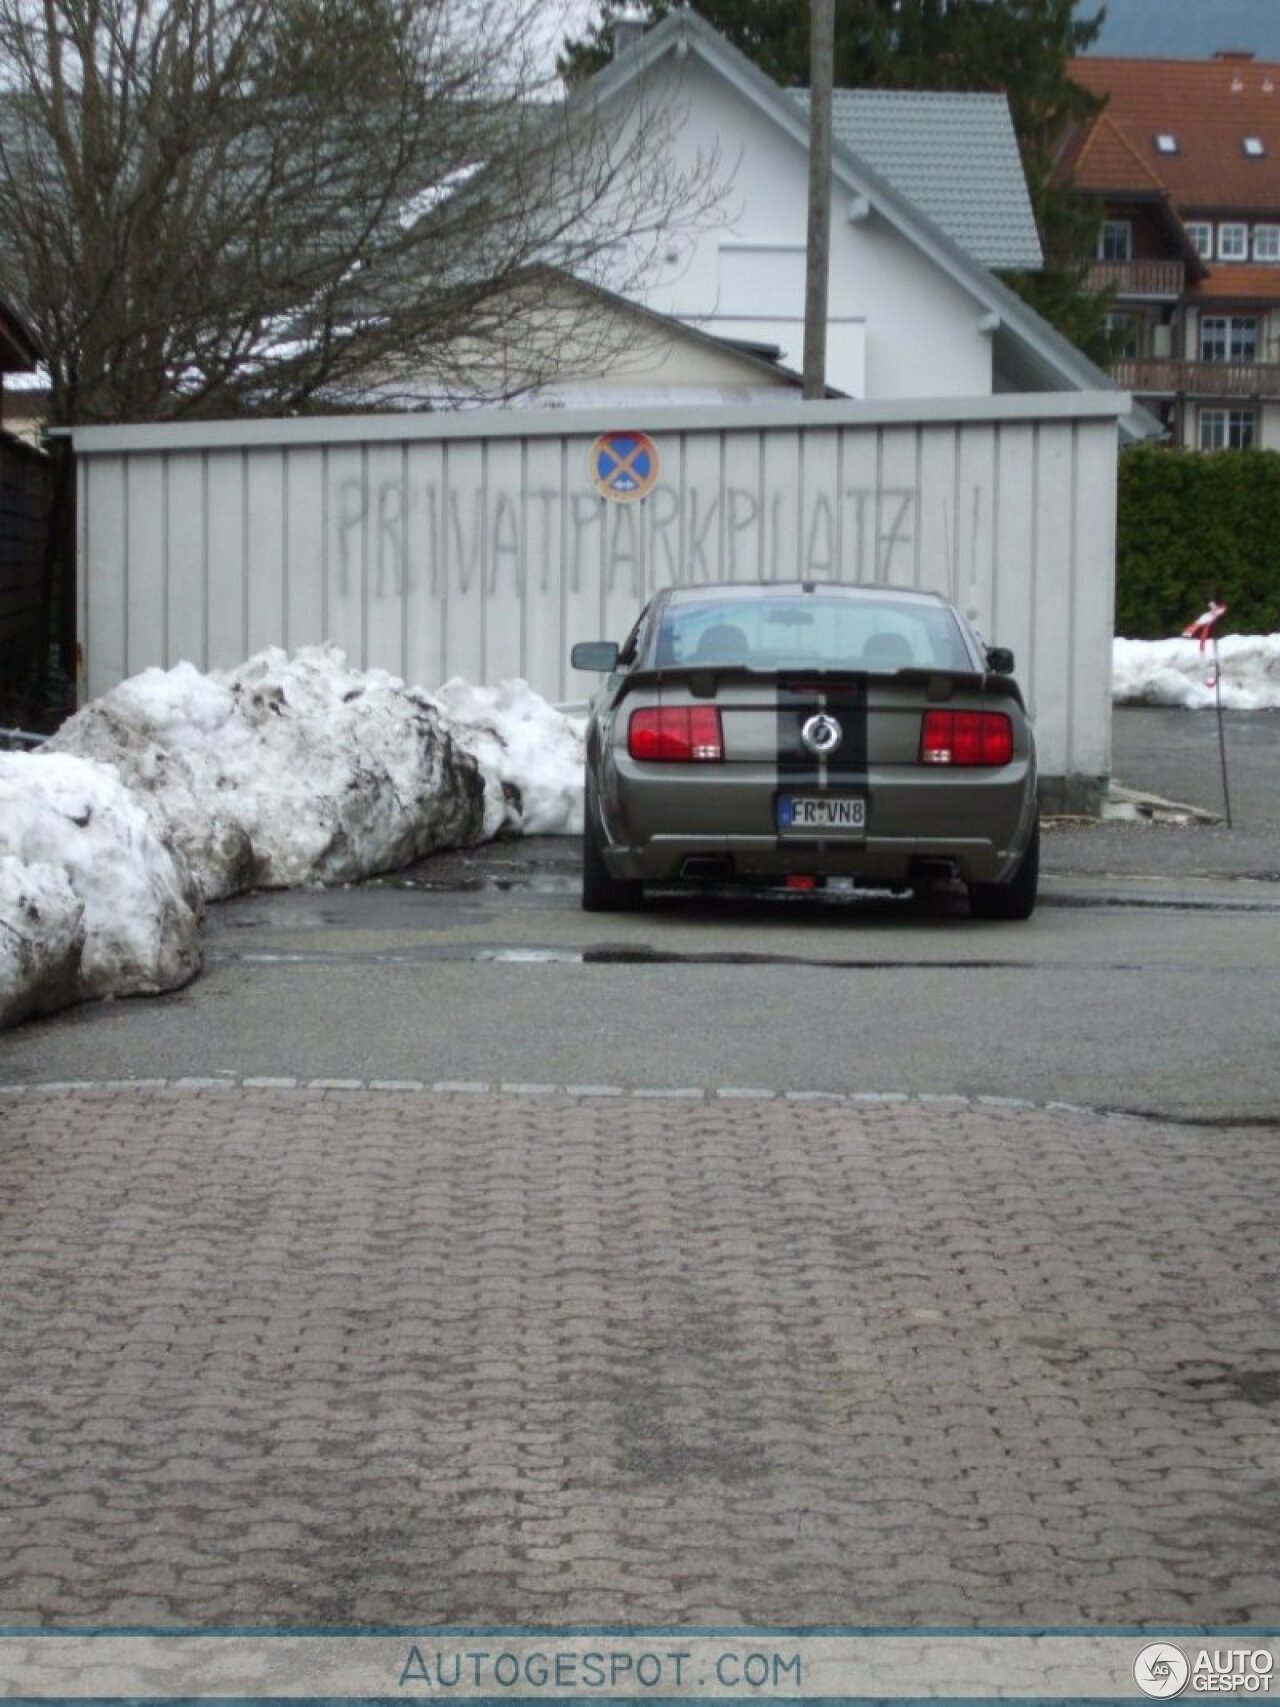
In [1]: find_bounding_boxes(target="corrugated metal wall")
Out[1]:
[71,397,1125,804]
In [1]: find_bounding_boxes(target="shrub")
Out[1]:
[1116,446,1280,636]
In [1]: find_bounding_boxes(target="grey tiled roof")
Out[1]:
[791,88,1043,271]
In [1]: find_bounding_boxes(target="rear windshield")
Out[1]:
[653,594,974,672]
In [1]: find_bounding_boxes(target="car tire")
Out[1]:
[968,818,1039,921]
[583,784,644,913]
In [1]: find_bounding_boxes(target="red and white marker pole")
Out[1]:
[1183,599,1232,828]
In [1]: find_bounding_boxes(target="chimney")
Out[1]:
[612,13,646,57]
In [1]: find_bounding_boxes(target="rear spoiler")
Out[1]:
[613,664,1025,711]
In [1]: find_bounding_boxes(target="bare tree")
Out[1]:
[0,0,722,425]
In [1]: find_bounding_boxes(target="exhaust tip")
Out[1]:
[680,855,735,881]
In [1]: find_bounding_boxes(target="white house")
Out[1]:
[581,10,1147,433]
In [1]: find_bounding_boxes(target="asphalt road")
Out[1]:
[3,705,1279,1120]
[1049,704,1280,880]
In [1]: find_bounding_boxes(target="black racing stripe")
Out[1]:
[777,679,821,785]
[822,680,869,786]
[776,674,869,787]
[775,675,870,848]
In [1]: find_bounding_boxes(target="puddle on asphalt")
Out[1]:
[370,872,580,896]
[487,947,1022,969]
[210,942,1032,970]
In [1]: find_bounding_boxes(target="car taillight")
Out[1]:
[920,709,1013,766]
[628,705,724,762]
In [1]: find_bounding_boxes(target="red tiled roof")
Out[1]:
[1069,113,1167,192]
[1188,263,1280,302]
[1068,57,1280,211]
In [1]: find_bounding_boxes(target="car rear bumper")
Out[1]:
[606,835,1018,885]
[601,762,1036,886]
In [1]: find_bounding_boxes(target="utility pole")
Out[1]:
[803,0,835,399]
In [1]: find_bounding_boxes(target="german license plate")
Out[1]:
[778,795,867,835]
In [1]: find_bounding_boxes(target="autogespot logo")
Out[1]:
[1135,1643,1191,1698]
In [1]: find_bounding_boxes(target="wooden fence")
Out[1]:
[0,431,53,706]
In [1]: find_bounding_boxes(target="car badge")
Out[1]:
[800,712,843,757]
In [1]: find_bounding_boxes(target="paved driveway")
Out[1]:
[3,1083,1278,1628]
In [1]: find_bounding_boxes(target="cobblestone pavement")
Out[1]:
[2,1086,1278,1629]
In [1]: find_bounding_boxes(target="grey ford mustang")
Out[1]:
[571,582,1039,921]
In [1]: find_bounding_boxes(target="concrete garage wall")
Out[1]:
[70,395,1128,810]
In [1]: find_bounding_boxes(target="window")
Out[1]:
[1200,316,1259,362]
[1098,219,1132,261]
[1219,223,1249,260]
[1185,221,1213,257]
[1254,225,1280,261]
[1199,408,1256,450]
[1104,311,1139,359]
[654,594,973,673]
[1243,137,1266,158]
[1155,133,1179,154]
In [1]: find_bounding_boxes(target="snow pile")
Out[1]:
[0,752,201,1027]
[436,677,586,836]
[1,646,586,1027]
[1113,634,1280,710]
[48,646,514,901]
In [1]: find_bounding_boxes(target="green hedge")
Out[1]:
[1116,446,1280,637]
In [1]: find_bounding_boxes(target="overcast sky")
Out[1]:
[1082,0,1280,59]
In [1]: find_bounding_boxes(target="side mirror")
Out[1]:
[570,640,620,673]
[985,646,1015,675]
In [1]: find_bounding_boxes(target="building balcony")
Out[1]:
[1114,356,1280,398]
[1088,259,1187,299]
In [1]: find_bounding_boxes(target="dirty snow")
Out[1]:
[0,752,202,1027]
[436,677,586,836]
[46,648,497,901]
[1113,634,1280,710]
[2,646,585,1026]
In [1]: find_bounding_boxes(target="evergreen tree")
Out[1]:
[559,0,893,86]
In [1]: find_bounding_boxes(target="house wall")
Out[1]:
[439,280,806,402]
[1103,202,1172,262]
[70,396,1127,810]
[0,432,52,700]
[528,298,803,392]
[1175,304,1280,448]
[613,57,994,402]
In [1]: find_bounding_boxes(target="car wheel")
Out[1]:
[968,818,1039,921]
[583,784,643,913]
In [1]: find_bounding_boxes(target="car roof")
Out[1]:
[661,581,956,609]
